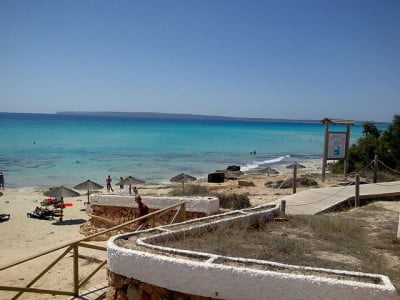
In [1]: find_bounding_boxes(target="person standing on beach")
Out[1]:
[119,177,124,190]
[0,172,4,190]
[134,195,149,227]
[106,175,114,192]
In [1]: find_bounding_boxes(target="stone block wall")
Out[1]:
[90,195,220,216]
[80,204,208,239]
[107,271,216,300]
[81,195,219,240]
[90,204,206,225]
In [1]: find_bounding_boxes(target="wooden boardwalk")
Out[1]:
[272,181,400,215]
[71,283,108,300]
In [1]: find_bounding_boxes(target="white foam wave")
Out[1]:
[242,155,290,171]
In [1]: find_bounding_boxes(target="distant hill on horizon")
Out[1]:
[57,111,325,124]
[0,111,389,125]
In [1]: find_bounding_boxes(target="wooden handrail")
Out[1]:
[11,246,73,300]
[0,242,76,271]
[170,205,182,224]
[0,201,186,271]
[73,243,79,295]
[0,286,74,296]
[0,201,186,298]
[79,260,107,288]
[81,201,186,241]
[78,242,107,251]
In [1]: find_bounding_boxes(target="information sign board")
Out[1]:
[327,132,347,160]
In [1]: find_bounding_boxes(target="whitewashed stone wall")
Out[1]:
[107,204,398,300]
[90,194,219,215]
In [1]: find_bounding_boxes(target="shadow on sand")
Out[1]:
[52,219,86,226]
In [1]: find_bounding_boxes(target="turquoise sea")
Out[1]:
[0,113,377,188]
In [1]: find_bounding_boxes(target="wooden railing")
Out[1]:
[0,201,186,299]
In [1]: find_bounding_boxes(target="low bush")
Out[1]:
[169,184,209,196]
[216,193,251,209]
[331,115,400,174]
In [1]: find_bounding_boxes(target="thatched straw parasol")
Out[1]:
[43,186,80,221]
[118,176,145,194]
[73,180,103,204]
[257,166,279,176]
[286,162,306,169]
[170,173,197,187]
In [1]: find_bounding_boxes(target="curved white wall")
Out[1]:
[107,205,397,300]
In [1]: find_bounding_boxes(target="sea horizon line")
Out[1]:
[0,111,389,125]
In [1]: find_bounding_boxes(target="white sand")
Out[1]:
[0,188,106,299]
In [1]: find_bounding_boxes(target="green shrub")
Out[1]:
[216,193,251,209]
[331,115,400,173]
[329,161,343,174]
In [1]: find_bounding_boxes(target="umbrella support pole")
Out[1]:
[60,197,64,222]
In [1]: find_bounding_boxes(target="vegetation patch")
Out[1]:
[160,203,400,293]
[169,185,251,210]
[169,184,209,196]
[332,115,400,174]
[265,177,319,189]
[215,193,251,209]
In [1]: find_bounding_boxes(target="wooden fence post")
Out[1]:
[181,202,186,222]
[280,200,286,216]
[292,165,297,194]
[322,122,329,182]
[73,243,79,296]
[373,155,379,183]
[355,174,360,207]
[344,124,351,179]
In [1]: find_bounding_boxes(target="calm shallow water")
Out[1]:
[0,113,374,188]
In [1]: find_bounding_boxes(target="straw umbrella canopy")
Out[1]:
[119,176,145,194]
[170,173,197,187]
[43,186,80,221]
[285,162,306,169]
[257,166,279,176]
[73,180,103,204]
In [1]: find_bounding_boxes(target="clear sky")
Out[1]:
[0,0,399,122]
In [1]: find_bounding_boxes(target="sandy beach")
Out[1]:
[0,188,107,299]
[0,159,375,299]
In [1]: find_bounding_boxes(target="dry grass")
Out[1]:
[215,193,251,210]
[160,203,400,293]
[169,185,251,210]
[168,184,209,196]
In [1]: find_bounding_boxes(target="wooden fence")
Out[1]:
[0,201,186,299]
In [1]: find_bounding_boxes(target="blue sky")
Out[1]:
[0,1,399,122]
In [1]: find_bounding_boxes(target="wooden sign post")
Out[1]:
[321,118,354,181]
